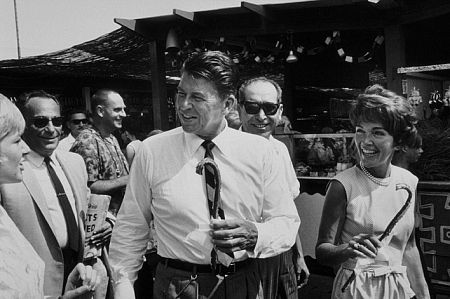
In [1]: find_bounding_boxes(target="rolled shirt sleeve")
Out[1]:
[109,145,152,290]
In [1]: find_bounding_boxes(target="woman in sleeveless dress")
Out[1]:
[316,85,430,299]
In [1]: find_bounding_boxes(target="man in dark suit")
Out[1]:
[0,90,106,298]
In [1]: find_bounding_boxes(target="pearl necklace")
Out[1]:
[359,161,391,187]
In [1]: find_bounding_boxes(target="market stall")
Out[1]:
[110,0,450,294]
[396,64,450,294]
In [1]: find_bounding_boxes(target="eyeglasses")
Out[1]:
[71,119,88,125]
[32,116,64,128]
[241,101,280,116]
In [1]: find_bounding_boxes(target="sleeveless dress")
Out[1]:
[331,165,418,299]
[0,206,44,298]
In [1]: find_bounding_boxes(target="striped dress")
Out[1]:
[331,165,418,299]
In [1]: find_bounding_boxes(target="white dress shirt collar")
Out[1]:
[26,149,58,167]
[183,121,234,158]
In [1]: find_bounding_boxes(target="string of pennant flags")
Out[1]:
[272,31,384,63]
[171,31,384,70]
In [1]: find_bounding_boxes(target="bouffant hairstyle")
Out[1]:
[0,94,26,140]
[349,84,417,146]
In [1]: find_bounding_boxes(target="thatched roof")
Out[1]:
[0,27,153,81]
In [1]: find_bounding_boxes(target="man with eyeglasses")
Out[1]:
[0,90,107,298]
[109,51,299,299]
[237,77,310,299]
[58,108,89,152]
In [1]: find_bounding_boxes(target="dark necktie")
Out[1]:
[201,140,225,220]
[44,157,79,251]
[202,140,231,269]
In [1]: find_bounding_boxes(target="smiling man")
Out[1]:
[109,51,300,299]
[71,89,129,223]
[238,77,310,298]
[58,109,89,152]
[0,90,107,298]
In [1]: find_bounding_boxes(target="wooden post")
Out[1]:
[82,87,91,112]
[283,63,295,127]
[384,25,405,94]
[149,40,169,131]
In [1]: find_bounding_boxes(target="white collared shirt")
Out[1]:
[269,135,300,200]
[238,127,300,200]
[109,125,300,286]
[26,150,78,248]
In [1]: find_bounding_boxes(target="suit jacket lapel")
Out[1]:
[56,151,86,255]
[56,152,84,217]
[22,161,57,233]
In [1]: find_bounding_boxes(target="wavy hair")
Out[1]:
[181,51,238,100]
[349,84,417,146]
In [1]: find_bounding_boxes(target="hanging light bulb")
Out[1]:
[286,50,298,63]
[286,30,298,63]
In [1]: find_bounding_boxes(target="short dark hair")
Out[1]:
[238,77,282,103]
[17,90,60,118]
[349,84,417,146]
[181,51,238,100]
[66,108,87,120]
[404,130,422,149]
[90,89,119,114]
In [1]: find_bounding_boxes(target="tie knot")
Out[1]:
[201,140,215,158]
[44,156,52,165]
[201,140,215,151]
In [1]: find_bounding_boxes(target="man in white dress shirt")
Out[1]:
[109,51,300,299]
[57,109,89,152]
[238,77,310,298]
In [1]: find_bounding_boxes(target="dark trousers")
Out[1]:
[256,249,297,299]
[153,260,261,299]
[135,252,161,299]
[62,248,78,293]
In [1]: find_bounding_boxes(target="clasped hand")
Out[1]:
[347,233,382,259]
[62,263,100,299]
[210,219,258,254]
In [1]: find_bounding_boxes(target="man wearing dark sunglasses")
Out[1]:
[58,109,89,152]
[0,90,107,298]
[238,77,310,299]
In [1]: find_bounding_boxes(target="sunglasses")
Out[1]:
[241,101,280,116]
[71,119,88,125]
[32,116,64,128]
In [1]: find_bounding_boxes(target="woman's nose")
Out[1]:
[362,132,374,143]
[20,140,30,155]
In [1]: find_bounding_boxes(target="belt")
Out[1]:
[160,256,253,275]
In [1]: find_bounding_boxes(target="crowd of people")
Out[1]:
[0,50,431,299]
